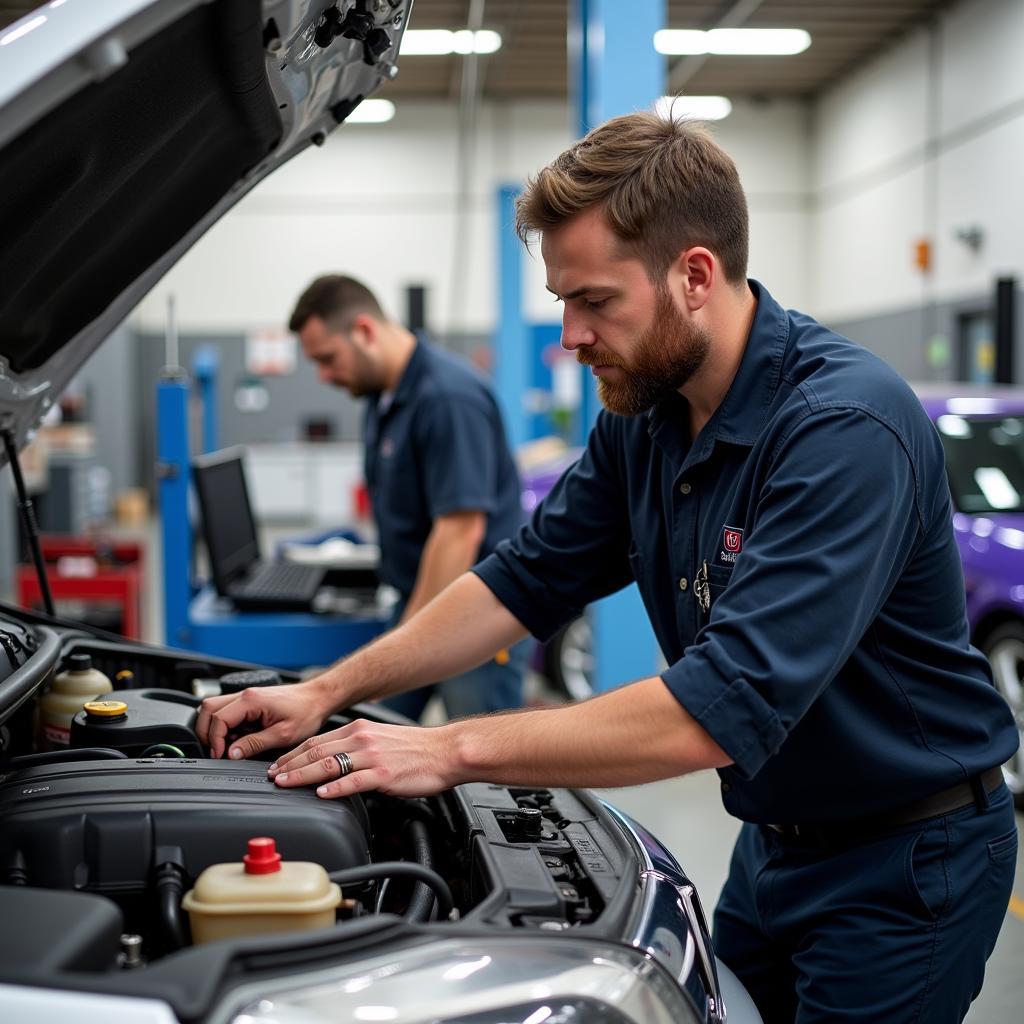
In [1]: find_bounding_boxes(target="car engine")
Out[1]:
[0,615,629,977]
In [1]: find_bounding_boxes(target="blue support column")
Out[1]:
[157,370,193,649]
[495,185,530,449]
[570,0,666,692]
[192,345,220,455]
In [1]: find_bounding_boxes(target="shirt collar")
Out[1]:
[386,332,430,411]
[647,280,790,461]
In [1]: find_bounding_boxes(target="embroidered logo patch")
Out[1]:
[719,526,743,565]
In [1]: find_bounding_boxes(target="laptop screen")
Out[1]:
[192,449,261,594]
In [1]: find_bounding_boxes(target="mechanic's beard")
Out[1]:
[585,291,712,416]
[345,347,389,398]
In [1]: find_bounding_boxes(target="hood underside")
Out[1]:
[0,0,407,455]
[2,0,280,376]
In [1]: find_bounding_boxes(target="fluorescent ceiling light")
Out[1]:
[400,29,502,56]
[346,99,395,124]
[655,28,811,56]
[654,29,705,55]
[655,95,733,121]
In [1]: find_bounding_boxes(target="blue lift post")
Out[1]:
[495,185,530,449]
[569,0,665,691]
[157,368,193,649]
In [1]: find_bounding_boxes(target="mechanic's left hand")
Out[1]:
[267,718,459,799]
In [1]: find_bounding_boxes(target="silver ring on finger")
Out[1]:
[334,751,354,778]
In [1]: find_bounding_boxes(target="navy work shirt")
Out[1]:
[364,339,522,599]
[474,281,1018,824]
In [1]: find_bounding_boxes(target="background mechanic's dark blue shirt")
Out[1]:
[365,339,522,599]
[474,281,1017,824]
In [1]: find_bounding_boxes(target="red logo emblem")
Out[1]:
[723,528,743,553]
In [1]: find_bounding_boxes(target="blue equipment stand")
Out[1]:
[156,367,388,670]
[187,586,389,670]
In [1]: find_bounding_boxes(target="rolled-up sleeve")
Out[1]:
[474,413,634,641]
[663,407,925,778]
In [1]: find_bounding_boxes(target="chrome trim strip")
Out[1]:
[602,801,727,1022]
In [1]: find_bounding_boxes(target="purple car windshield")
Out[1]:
[938,414,1024,514]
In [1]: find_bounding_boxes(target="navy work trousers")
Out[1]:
[714,784,1018,1023]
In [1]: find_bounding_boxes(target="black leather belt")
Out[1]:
[765,766,1005,845]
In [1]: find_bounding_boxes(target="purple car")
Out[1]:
[917,385,1024,808]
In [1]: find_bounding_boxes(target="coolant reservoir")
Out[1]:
[38,653,113,749]
[182,837,342,944]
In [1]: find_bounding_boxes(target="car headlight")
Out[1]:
[227,936,702,1023]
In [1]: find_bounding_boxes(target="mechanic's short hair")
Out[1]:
[516,110,749,285]
[288,275,386,333]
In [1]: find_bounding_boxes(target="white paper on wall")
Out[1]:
[246,328,297,376]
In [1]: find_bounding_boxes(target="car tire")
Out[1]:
[544,617,594,702]
[981,621,1024,810]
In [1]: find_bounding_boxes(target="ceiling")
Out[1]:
[0,1,951,101]
[379,0,952,101]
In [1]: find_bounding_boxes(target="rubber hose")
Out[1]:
[155,863,189,951]
[328,861,453,921]
[403,819,438,922]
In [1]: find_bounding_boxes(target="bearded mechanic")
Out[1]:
[197,111,1019,1023]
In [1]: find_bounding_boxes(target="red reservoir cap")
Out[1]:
[243,837,282,874]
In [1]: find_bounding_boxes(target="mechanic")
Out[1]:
[286,274,526,719]
[198,114,1019,1023]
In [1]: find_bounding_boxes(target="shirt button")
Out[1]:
[679,482,691,495]
[678,577,688,591]
[721,782,732,794]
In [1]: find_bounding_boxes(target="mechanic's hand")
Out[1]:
[267,718,458,799]
[196,679,336,760]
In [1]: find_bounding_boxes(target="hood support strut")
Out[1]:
[2,429,54,616]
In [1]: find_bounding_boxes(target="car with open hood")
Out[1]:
[0,3,760,1022]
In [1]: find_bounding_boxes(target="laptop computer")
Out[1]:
[192,448,327,612]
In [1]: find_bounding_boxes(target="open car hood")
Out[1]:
[0,0,409,461]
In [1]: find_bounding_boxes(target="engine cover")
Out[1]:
[0,758,370,893]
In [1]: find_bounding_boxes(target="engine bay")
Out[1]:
[0,611,636,982]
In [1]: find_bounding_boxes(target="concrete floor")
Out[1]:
[123,518,1024,1020]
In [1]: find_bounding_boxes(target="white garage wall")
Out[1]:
[717,99,811,311]
[132,97,810,336]
[811,0,1024,322]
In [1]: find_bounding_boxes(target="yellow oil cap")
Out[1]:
[83,699,128,717]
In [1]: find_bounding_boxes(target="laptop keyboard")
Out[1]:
[234,562,325,602]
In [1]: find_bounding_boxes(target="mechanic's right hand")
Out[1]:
[196,678,336,760]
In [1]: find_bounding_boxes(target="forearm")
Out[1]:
[313,572,528,710]
[400,515,484,623]
[445,676,732,789]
